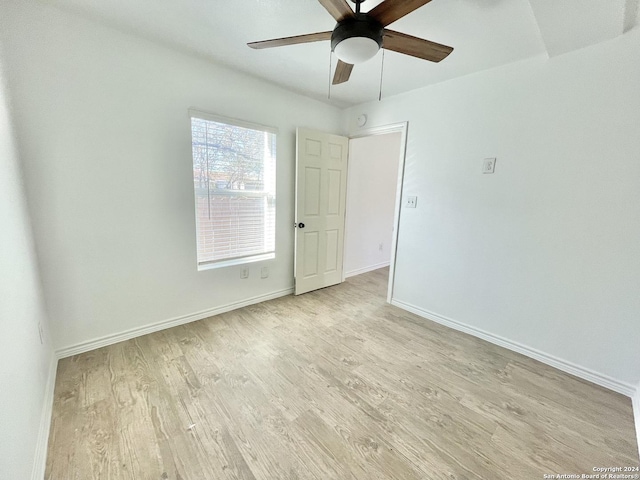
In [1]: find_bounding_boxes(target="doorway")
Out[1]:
[293,123,407,299]
[344,123,408,302]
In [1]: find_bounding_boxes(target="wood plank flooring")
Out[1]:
[46,268,639,479]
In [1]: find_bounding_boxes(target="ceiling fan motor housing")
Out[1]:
[331,13,384,64]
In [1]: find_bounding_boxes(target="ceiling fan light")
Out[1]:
[334,36,380,65]
[331,13,384,65]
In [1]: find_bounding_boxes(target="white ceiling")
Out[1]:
[528,0,629,57]
[40,0,637,107]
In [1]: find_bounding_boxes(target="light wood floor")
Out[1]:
[46,268,639,479]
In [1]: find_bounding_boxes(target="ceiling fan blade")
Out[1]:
[248,31,332,49]
[318,0,354,22]
[369,0,433,26]
[333,60,354,85]
[383,30,453,62]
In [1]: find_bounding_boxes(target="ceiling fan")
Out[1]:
[248,0,453,85]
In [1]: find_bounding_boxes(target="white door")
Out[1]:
[294,128,349,295]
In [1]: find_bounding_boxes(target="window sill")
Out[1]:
[197,252,275,271]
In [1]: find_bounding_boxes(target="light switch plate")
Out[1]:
[483,158,496,174]
[405,196,417,208]
[240,267,249,279]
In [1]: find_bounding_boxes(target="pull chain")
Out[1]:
[328,50,333,100]
[378,48,385,101]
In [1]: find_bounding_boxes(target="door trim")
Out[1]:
[346,122,408,303]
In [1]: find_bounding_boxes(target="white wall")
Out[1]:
[0,50,55,479]
[345,29,640,390]
[0,1,343,351]
[344,132,402,277]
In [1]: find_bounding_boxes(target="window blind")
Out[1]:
[190,113,276,267]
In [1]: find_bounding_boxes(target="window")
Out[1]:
[189,111,277,269]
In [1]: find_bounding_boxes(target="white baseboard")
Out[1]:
[56,288,294,359]
[633,384,640,459]
[345,261,390,278]
[31,353,58,480]
[391,299,636,398]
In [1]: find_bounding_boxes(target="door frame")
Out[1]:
[344,122,408,303]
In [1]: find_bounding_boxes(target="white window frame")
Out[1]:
[189,109,278,271]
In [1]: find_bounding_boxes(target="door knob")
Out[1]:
[298,222,305,229]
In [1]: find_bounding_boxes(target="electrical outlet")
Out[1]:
[379,243,383,252]
[261,267,269,279]
[482,157,496,174]
[405,196,417,208]
[240,267,249,279]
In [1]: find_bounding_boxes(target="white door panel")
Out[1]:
[295,128,349,295]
